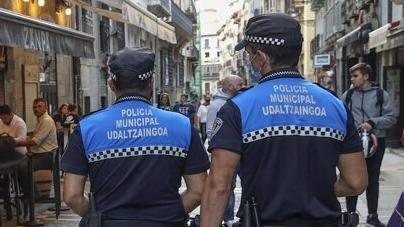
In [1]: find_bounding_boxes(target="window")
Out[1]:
[205,52,210,58]
[205,83,210,93]
[204,39,209,49]
[217,52,220,57]
[217,39,220,48]
[84,96,91,114]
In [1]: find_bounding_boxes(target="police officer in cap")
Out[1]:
[62,47,210,227]
[201,13,368,227]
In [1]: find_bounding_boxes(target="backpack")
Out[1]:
[345,88,384,116]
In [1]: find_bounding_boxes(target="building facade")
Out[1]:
[0,0,94,130]
[311,0,403,146]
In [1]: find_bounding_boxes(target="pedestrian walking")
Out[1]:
[206,75,243,140]
[201,13,368,227]
[61,47,210,227]
[158,92,172,111]
[342,63,396,227]
[196,95,210,144]
[173,94,196,125]
[205,75,243,226]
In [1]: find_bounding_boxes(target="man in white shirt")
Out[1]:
[196,95,210,144]
[0,105,27,155]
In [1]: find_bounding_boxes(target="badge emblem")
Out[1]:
[211,117,223,138]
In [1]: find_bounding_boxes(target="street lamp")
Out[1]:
[65,7,71,16]
[38,0,45,7]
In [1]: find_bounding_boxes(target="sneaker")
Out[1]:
[222,220,234,227]
[366,213,386,227]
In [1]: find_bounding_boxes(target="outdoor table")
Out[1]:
[0,151,25,226]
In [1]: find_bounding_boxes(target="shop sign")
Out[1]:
[24,27,51,52]
[0,8,94,58]
[314,54,331,67]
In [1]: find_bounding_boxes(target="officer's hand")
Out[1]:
[359,122,372,131]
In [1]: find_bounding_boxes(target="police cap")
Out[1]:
[107,47,155,84]
[235,13,303,51]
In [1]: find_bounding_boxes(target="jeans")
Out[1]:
[200,122,207,144]
[224,174,237,222]
[346,138,385,214]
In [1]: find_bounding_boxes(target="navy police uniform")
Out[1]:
[61,48,210,226]
[209,14,362,226]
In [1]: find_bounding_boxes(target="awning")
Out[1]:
[122,2,158,36]
[122,1,177,44]
[368,24,391,50]
[369,19,404,52]
[158,21,177,44]
[336,22,372,47]
[0,8,95,58]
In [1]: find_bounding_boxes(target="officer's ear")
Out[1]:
[148,76,154,89]
[108,79,118,93]
[255,50,266,63]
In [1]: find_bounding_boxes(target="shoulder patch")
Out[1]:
[211,117,223,138]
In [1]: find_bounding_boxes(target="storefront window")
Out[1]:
[39,52,57,114]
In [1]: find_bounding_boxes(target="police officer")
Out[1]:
[61,47,210,227]
[201,13,368,227]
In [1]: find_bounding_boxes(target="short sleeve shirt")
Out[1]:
[209,69,362,222]
[173,103,196,122]
[61,97,210,222]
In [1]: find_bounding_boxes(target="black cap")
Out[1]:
[107,47,155,83]
[235,13,303,51]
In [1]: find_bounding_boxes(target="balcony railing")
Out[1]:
[169,2,193,37]
[311,0,325,11]
[147,0,171,18]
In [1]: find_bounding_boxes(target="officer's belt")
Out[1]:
[249,217,340,227]
[102,219,184,227]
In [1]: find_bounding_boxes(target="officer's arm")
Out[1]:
[63,173,89,217]
[201,148,240,227]
[181,172,207,214]
[335,152,368,197]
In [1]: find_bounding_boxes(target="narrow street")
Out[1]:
[5,147,400,226]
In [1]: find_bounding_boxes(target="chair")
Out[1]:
[34,147,62,218]
[20,147,62,226]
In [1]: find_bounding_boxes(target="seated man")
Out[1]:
[0,104,27,155]
[16,98,58,199]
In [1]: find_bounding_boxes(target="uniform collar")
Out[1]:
[115,93,152,105]
[258,67,303,84]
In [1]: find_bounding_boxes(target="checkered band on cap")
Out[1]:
[242,125,345,143]
[246,35,285,46]
[87,146,187,163]
[138,70,154,80]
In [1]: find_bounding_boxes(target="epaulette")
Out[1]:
[80,108,105,120]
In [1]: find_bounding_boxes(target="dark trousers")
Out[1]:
[101,219,184,227]
[200,122,207,143]
[346,138,385,214]
[224,174,237,222]
[18,152,53,199]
